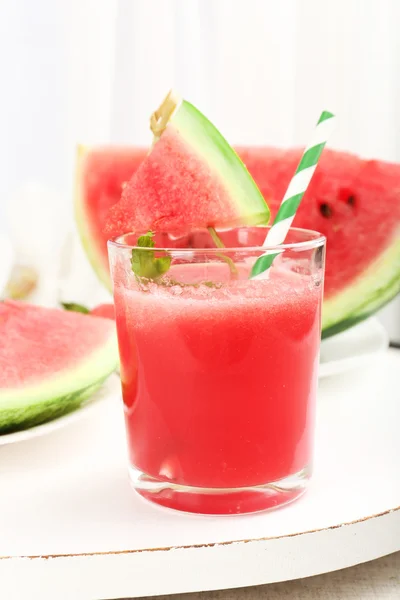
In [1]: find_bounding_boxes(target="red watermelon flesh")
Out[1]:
[237,147,400,298]
[0,302,111,389]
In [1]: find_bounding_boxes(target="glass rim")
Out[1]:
[107,226,326,254]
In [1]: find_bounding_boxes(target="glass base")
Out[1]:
[128,465,311,515]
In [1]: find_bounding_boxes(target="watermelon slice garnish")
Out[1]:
[105,91,270,240]
[74,145,400,338]
[0,301,118,433]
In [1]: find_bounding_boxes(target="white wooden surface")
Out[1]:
[0,351,399,600]
[143,553,400,600]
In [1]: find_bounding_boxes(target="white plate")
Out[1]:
[319,317,388,378]
[0,375,121,446]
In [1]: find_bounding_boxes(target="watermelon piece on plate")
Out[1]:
[0,301,118,433]
[105,91,270,240]
[74,145,400,338]
[91,303,115,320]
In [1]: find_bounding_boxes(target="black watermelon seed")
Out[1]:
[320,203,333,218]
[347,195,356,206]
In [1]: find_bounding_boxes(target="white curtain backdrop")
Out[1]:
[70,0,400,155]
[2,0,400,205]
[0,0,399,332]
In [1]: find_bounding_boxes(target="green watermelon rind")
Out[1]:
[0,333,118,433]
[0,380,106,434]
[172,101,271,227]
[322,233,400,338]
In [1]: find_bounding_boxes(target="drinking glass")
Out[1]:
[108,227,325,515]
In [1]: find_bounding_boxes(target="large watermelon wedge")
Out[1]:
[0,300,118,433]
[237,147,400,336]
[74,145,400,338]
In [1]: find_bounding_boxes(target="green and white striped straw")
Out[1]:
[251,110,335,279]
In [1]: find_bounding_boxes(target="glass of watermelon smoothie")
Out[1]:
[108,226,325,515]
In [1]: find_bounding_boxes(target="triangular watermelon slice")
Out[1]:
[0,301,118,433]
[105,91,270,240]
[74,145,400,338]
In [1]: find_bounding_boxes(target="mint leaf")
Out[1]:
[131,232,171,280]
[153,255,171,276]
[137,233,156,248]
[61,302,90,314]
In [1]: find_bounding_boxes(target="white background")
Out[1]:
[0,0,399,334]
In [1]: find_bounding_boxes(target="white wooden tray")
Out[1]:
[0,351,399,600]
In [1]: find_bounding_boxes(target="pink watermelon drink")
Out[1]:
[109,227,325,515]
